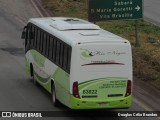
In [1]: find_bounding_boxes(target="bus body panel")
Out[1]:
[69,41,132,108]
[25,50,71,107]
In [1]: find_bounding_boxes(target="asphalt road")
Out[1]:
[144,0,160,26]
[0,0,159,120]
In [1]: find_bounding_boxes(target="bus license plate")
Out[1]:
[98,102,107,106]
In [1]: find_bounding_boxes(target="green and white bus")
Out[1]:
[21,17,132,109]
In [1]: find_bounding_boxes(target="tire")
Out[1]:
[30,64,38,85]
[33,73,38,85]
[52,84,60,107]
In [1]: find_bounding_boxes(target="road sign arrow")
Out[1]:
[135,5,141,11]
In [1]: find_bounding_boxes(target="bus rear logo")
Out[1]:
[80,48,94,60]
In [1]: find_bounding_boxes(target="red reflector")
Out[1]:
[72,81,80,98]
[125,80,132,97]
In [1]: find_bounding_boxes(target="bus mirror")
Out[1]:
[21,26,27,39]
[21,31,26,39]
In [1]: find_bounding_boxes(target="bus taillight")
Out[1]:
[72,81,80,98]
[125,80,132,97]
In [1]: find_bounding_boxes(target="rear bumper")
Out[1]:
[70,95,132,109]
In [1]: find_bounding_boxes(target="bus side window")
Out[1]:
[60,44,65,68]
[43,33,46,55]
[55,40,60,64]
[63,45,71,71]
[58,42,62,65]
[34,27,37,49]
[67,47,71,72]
[46,36,50,57]
[49,37,53,60]
[40,31,44,53]
[53,39,57,62]
[37,29,41,51]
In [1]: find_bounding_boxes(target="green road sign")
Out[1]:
[88,0,143,22]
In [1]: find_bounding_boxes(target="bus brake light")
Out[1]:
[125,80,132,97]
[72,81,80,98]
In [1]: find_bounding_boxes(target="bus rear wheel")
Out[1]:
[30,64,38,85]
[33,73,38,85]
[52,84,60,107]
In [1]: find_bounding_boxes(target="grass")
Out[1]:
[42,0,160,89]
